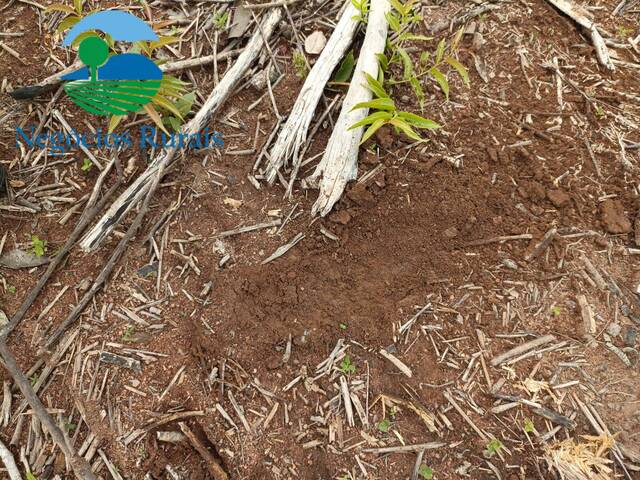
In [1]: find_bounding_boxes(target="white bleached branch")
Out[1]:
[264,0,359,185]
[306,0,391,217]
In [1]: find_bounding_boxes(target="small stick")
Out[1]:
[179,422,229,480]
[411,449,425,480]
[576,294,595,336]
[464,234,533,247]
[362,442,446,454]
[443,390,488,441]
[525,228,557,261]
[379,349,413,378]
[583,139,603,179]
[243,0,302,9]
[0,439,21,480]
[261,233,305,265]
[216,220,281,239]
[491,335,557,366]
[340,376,355,427]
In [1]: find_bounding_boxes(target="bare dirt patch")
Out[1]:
[1,0,640,479]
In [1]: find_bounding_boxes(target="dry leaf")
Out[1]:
[0,249,51,270]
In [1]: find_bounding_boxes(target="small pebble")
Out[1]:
[606,322,622,338]
[502,259,518,270]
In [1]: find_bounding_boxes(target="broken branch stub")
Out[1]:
[264,0,359,184]
[545,0,614,71]
[79,9,283,251]
[306,0,391,217]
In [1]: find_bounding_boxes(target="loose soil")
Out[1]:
[1,0,639,479]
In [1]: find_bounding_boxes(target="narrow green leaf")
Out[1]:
[70,30,101,47]
[73,0,83,14]
[175,92,196,117]
[399,33,433,42]
[164,116,182,132]
[152,94,184,119]
[435,39,446,64]
[143,103,170,135]
[375,53,389,72]
[429,66,449,99]
[349,111,393,129]
[445,56,470,85]
[451,26,464,52]
[55,15,80,34]
[364,73,389,98]
[351,97,396,112]
[360,118,387,145]
[396,47,413,81]
[409,77,425,108]
[397,111,441,129]
[389,118,424,142]
[333,51,355,82]
[108,115,126,134]
[45,3,77,14]
[385,12,401,32]
[150,35,180,51]
[389,0,404,14]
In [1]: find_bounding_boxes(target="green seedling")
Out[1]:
[81,158,93,172]
[377,418,390,432]
[31,235,47,257]
[340,355,356,374]
[122,325,135,342]
[213,10,229,30]
[350,73,440,144]
[524,418,535,433]
[293,51,308,79]
[418,465,433,479]
[485,438,503,457]
[351,0,370,23]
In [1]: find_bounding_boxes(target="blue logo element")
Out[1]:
[59,10,164,116]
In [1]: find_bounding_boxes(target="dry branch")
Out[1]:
[490,334,557,366]
[264,0,359,184]
[0,342,96,480]
[0,439,20,480]
[179,422,228,480]
[544,0,614,70]
[306,0,391,216]
[0,159,122,340]
[79,9,283,251]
